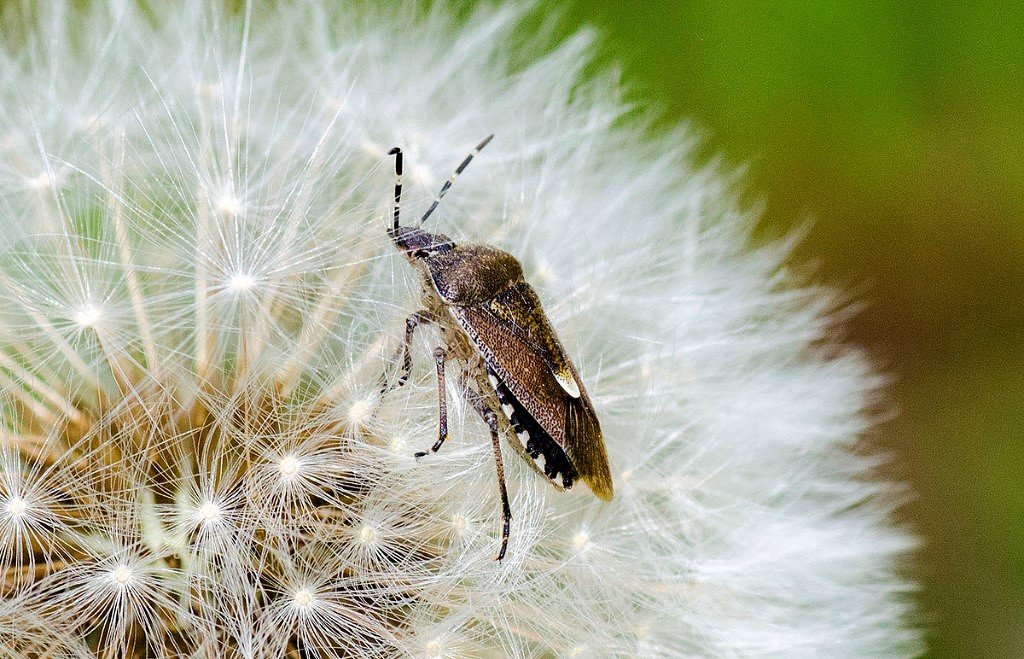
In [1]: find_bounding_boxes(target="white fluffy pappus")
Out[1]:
[0,1,920,657]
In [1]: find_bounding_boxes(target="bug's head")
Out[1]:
[388,224,455,261]
[385,136,492,262]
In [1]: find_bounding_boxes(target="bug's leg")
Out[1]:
[414,347,449,457]
[380,311,431,394]
[461,377,513,561]
[483,406,513,561]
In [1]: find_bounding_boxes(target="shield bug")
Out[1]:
[380,136,613,560]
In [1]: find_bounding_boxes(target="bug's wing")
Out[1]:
[478,283,582,398]
[450,282,613,501]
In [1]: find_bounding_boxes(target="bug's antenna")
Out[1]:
[419,134,494,226]
[388,146,403,231]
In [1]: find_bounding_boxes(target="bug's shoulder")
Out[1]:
[425,243,523,306]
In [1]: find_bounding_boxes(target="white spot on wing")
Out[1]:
[554,370,581,398]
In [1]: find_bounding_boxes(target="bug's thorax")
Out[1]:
[392,226,525,309]
[422,243,523,307]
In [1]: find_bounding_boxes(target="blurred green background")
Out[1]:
[557,1,1023,656]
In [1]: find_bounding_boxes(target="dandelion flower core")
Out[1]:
[0,1,919,656]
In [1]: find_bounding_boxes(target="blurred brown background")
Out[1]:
[561,1,1023,656]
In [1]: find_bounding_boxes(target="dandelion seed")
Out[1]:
[411,165,435,188]
[357,525,377,546]
[424,639,442,658]
[360,140,384,157]
[196,82,221,98]
[110,565,133,587]
[534,261,554,283]
[346,398,373,425]
[292,588,314,610]
[450,514,468,536]
[196,500,222,524]
[24,172,52,190]
[227,272,255,292]
[72,303,102,328]
[78,114,102,133]
[572,531,590,553]
[4,497,26,519]
[215,193,243,217]
[389,435,407,453]
[278,454,301,479]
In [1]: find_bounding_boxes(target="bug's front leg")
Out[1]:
[380,311,432,394]
[461,377,513,561]
[414,347,449,458]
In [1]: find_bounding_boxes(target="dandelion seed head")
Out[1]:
[0,1,918,656]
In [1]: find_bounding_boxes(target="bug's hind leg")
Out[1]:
[414,347,449,458]
[485,408,513,561]
[461,377,513,561]
[380,311,432,394]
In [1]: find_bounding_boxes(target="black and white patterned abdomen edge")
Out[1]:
[485,366,577,489]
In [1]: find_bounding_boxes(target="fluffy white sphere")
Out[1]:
[0,2,919,656]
